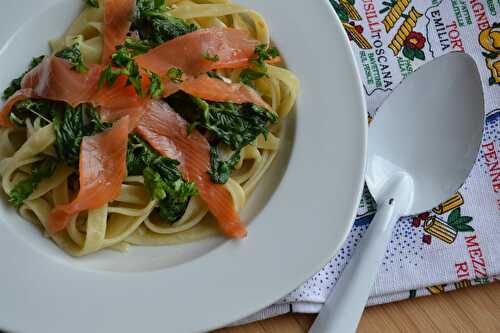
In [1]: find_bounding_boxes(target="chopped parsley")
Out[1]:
[239,44,280,87]
[124,36,152,56]
[99,44,143,96]
[147,70,164,98]
[167,67,183,84]
[202,51,219,62]
[55,43,88,73]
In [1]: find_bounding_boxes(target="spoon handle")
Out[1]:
[309,197,400,333]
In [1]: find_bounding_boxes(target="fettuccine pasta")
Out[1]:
[0,0,299,256]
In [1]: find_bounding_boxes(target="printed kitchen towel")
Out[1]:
[241,0,500,324]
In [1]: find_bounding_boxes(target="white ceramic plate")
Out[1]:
[0,1,367,332]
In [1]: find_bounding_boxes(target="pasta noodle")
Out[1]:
[0,0,299,256]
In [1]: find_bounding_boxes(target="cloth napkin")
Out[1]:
[240,0,500,324]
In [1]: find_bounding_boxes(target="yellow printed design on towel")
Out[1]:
[343,23,372,49]
[388,7,423,56]
[426,284,446,295]
[340,0,362,21]
[454,280,472,289]
[423,216,458,244]
[478,22,500,86]
[432,192,464,215]
[381,0,411,32]
[417,192,474,246]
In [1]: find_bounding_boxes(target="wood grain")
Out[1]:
[213,282,500,332]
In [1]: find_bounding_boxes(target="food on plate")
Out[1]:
[0,0,299,256]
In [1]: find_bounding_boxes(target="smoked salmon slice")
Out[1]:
[135,27,259,77]
[179,74,271,110]
[101,0,135,64]
[21,56,101,107]
[0,56,145,128]
[135,100,247,239]
[93,74,148,129]
[47,116,129,233]
[0,89,33,127]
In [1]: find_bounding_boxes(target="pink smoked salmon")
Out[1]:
[135,28,259,77]
[135,100,247,239]
[47,116,129,233]
[0,89,34,126]
[0,57,145,129]
[101,0,135,64]
[179,74,271,109]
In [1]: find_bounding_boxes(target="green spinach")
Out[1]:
[127,134,198,223]
[131,0,197,47]
[56,43,88,73]
[53,104,110,167]
[166,91,278,183]
[2,55,45,100]
[9,157,58,208]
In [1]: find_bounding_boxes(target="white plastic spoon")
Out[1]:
[310,52,484,333]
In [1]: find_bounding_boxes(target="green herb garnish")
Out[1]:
[147,70,164,98]
[202,51,219,62]
[55,43,88,73]
[167,67,183,84]
[239,44,280,87]
[239,69,266,86]
[99,45,143,96]
[124,36,152,56]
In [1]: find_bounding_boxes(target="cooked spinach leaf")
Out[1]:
[9,157,58,208]
[86,0,99,8]
[2,55,45,100]
[53,104,110,167]
[166,91,277,183]
[166,91,278,151]
[9,99,61,127]
[126,134,157,176]
[127,134,198,223]
[56,43,88,73]
[131,0,197,47]
[208,147,241,184]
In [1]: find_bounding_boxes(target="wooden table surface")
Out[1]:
[214,282,500,332]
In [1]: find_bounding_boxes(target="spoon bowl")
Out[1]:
[310,52,484,333]
[366,52,484,215]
